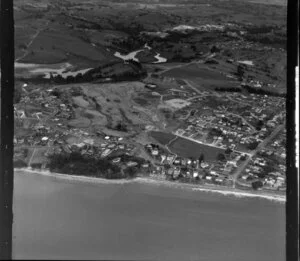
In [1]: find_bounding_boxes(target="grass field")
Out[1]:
[150,131,225,161]
[150,131,177,145]
[162,64,229,81]
[168,137,225,161]
[162,63,240,90]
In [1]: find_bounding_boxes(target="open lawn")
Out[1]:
[162,64,229,81]
[169,136,225,161]
[161,63,240,90]
[150,131,177,145]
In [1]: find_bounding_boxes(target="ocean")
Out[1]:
[13,170,285,260]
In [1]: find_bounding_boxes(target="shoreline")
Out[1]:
[14,168,286,203]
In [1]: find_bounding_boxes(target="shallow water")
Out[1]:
[13,171,285,260]
[114,50,143,62]
[114,46,167,63]
[153,53,167,63]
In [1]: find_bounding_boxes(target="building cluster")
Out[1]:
[239,129,286,190]
[13,75,286,193]
[60,135,133,158]
[14,87,140,167]
[144,143,246,186]
[14,123,65,147]
[16,87,75,124]
[172,92,285,154]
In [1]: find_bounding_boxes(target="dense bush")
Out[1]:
[48,152,122,178]
[217,153,226,162]
[251,180,263,190]
[14,85,22,104]
[14,159,28,168]
[215,87,241,93]
[247,141,259,150]
[48,152,147,179]
[242,84,285,98]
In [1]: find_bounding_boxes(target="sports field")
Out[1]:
[169,136,225,161]
[150,131,177,145]
[150,131,225,161]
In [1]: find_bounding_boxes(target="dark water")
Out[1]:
[13,171,285,260]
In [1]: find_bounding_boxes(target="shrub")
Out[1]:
[251,180,263,190]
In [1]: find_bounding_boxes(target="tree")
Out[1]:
[74,73,83,83]
[255,120,264,131]
[247,141,259,150]
[124,166,138,178]
[225,148,233,155]
[13,159,27,168]
[181,166,188,172]
[210,45,220,53]
[18,43,27,50]
[240,154,247,161]
[53,74,64,83]
[14,85,22,103]
[237,65,245,80]
[115,122,127,132]
[31,163,42,169]
[251,180,263,190]
[217,153,226,162]
[66,75,74,83]
[198,153,204,163]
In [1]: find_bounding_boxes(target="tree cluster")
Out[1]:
[251,180,263,190]
[214,87,241,93]
[48,152,122,179]
[242,85,285,98]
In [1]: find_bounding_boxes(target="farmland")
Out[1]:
[163,64,229,81]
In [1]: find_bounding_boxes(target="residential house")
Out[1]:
[112,157,121,164]
[151,148,159,156]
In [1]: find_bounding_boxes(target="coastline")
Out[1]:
[14,168,286,203]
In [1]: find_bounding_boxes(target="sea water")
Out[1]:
[13,170,285,260]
